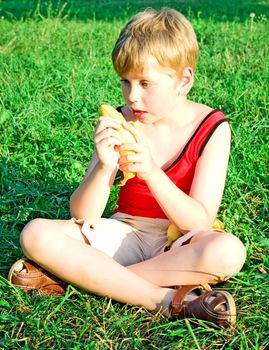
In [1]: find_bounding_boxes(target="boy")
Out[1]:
[9,8,246,327]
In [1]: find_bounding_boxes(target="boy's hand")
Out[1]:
[118,122,159,181]
[94,117,123,170]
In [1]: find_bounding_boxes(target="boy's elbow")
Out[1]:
[69,195,97,225]
[183,219,213,232]
[180,212,214,232]
[69,192,80,218]
[194,203,216,230]
[197,211,215,231]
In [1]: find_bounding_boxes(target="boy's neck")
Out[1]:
[155,97,193,128]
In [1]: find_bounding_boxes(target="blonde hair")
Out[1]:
[112,8,198,77]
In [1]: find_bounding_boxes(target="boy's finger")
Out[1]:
[96,117,122,132]
[95,128,124,144]
[122,122,143,143]
[119,143,144,153]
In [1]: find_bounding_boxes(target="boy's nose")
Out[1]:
[128,85,140,103]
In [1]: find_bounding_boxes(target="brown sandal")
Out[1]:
[8,258,67,296]
[170,285,236,328]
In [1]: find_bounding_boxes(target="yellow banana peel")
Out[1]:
[166,223,184,246]
[100,104,140,186]
[210,217,225,231]
[100,104,126,124]
[166,218,225,247]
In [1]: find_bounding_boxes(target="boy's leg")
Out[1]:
[18,219,242,326]
[127,230,246,286]
[20,218,175,314]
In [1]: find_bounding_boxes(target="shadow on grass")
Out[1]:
[0,156,73,275]
[0,155,117,277]
[0,0,268,22]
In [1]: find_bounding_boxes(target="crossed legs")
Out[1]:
[19,218,246,315]
[128,230,246,286]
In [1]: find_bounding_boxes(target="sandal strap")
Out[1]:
[9,258,66,296]
[207,294,227,309]
[171,285,199,314]
[171,284,212,315]
[23,259,41,273]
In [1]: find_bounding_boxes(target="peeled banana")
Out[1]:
[100,104,139,186]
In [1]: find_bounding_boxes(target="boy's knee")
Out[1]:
[20,218,49,258]
[200,232,246,280]
[213,233,247,277]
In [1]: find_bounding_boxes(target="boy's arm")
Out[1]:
[70,114,123,224]
[70,152,118,224]
[144,122,231,231]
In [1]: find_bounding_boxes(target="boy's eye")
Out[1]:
[120,79,151,89]
[141,81,151,88]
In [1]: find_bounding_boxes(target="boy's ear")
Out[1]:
[178,67,194,96]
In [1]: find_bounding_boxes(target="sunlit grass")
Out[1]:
[0,1,268,349]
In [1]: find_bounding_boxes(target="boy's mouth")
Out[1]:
[131,108,146,119]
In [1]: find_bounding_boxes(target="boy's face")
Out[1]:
[120,56,182,123]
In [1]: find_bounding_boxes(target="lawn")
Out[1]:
[0,0,268,349]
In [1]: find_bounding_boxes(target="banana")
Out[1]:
[100,104,126,124]
[100,104,139,186]
[166,223,183,247]
[166,218,225,248]
[210,218,225,232]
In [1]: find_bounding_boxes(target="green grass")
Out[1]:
[0,1,268,349]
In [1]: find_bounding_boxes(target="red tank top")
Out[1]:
[114,110,228,219]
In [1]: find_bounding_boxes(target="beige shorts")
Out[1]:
[71,212,200,266]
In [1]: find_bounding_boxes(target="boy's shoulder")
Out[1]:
[190,101,214,119]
